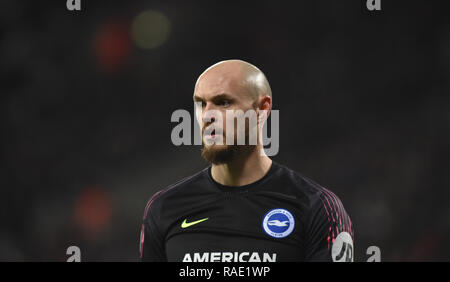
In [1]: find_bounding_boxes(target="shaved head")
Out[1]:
[195,59,272,101]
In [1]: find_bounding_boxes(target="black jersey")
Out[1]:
[140,162,354,262]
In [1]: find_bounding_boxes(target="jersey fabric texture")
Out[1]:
[140,162,354,262]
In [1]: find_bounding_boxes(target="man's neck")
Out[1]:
[211,147,272,187]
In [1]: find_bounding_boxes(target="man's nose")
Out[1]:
[202,103,216,124]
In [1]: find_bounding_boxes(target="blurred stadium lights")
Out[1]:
[131,10,171,50]
[73,186,113,240]
[93,19,132,73]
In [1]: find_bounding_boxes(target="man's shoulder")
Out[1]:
[274,162,342,203]
[162,167,209,194]
[142,167,210,218]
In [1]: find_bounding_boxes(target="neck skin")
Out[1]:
[211,146,272,187]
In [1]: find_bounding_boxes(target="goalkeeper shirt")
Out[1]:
[140,161,354,262]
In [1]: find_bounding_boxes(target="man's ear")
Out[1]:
[257,95,272,123]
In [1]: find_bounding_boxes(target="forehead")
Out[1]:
[194,67,247,100]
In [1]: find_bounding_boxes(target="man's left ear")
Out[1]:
[257,95,272,123]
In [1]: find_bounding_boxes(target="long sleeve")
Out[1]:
[304,189,354,262]
[140,191,167,262]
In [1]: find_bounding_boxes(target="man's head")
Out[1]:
[193,59,272,164]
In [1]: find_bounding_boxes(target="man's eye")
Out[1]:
[219,100,230,107]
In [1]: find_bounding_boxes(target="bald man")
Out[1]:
[140,60,354,262]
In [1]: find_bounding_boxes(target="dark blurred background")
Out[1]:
[1,0,449,261]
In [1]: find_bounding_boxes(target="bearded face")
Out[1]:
[200,109,258,164]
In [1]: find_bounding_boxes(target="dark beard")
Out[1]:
[201,144,256,165]
[201,118,258,164]
[201,144,236,165]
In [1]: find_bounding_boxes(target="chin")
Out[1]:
[201,144,235,165]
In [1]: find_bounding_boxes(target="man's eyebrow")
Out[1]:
[193,95,204,102]
[193,93,234,102]
[212,93,233,100]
